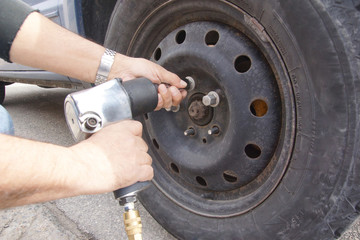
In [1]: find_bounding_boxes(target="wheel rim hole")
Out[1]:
[250,99,268,117]
[196,176,207,186]
[202,138,207,144]
[176,30,186,44]
[235,55,251,73]
[154,48,162,61]
[170,163,179,173]
[223,170,238,183]
[152,138,160,149]
[245,144,261,159]
[205,30,219,46]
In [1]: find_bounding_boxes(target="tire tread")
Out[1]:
[319,0,360,238]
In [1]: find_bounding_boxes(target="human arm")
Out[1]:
[8,11,187,109]
[0,120,151,209]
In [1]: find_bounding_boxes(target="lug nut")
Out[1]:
[165,105,180,112]
[184,76,196,91]
[202,91,220,107]
[171,105,180,112]
[184,127,196,136]
[208,126,220,135]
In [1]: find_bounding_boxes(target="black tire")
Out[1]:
[0,82,5,105]
[105,1,360,239]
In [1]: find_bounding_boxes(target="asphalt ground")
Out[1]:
[0,83,359,240]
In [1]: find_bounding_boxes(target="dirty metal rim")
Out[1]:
[128,1,296,217]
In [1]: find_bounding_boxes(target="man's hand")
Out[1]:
[70,120,153,195]
[108,54,188,110]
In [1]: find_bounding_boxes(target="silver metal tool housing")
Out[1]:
[64,79,132,142]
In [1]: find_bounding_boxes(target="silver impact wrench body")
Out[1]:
[64,78,158,240]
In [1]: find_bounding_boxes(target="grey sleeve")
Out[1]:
[0,0,36,62]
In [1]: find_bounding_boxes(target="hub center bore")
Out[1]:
[188,100,206,120]
[187,94,213,126]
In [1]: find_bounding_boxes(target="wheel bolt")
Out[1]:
[171,105,180,112]
[184,127,196,136]
[202,91,220,107]
[184,76,196,91]
[208,126,220,135]
[166,105,180,112]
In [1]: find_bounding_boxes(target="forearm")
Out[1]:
[0,134,81,208]
[8,10,187,109]
[0,120,153,209]
[9,12,103,83]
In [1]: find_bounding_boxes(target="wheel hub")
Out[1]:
[187,94,213,125]
[188,100,205,120]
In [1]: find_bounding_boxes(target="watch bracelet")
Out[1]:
[95,48,116,85]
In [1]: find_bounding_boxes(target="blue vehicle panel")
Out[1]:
[0,0,85,88]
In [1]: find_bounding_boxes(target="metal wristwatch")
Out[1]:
[95,48,116,85]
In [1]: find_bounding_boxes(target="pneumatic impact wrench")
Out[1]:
[64,78,159,240]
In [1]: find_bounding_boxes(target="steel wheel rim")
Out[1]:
[127,1,296,217]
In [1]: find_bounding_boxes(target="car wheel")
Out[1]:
[105,0,360,239]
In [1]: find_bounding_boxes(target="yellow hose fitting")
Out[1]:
[123,202,143,240]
